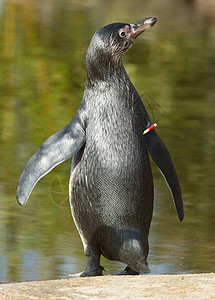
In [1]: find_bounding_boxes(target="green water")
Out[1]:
[0,0,215,281]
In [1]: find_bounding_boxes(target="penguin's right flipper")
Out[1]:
[16,106,86,207]
[144,130,184,221]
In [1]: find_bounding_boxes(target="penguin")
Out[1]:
[16,17,183,276]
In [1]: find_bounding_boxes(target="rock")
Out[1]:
[0,273,215,299]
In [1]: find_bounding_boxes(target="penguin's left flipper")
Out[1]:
[143,130,184,221]
[16,106,86,207]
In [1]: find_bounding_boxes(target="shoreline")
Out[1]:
[0,273,215,299]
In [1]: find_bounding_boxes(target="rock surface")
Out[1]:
[0,273,215,299]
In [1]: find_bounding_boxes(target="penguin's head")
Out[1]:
[86,17,157,78]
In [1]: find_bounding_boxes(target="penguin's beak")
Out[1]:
[130,17,157,39]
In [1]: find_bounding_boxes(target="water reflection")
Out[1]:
[0,0,215,281]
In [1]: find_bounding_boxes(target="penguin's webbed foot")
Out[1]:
[110,266,139,276]
[68,266,104,278]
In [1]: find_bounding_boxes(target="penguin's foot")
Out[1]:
[67,272,84,278]
[110,266,139,276]
[68,266,104,278]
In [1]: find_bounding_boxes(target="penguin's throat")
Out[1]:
[86,57,125,87]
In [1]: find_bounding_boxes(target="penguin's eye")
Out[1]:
[119,30,127,38]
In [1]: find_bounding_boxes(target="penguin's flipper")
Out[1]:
[143,130,184,221]
[16,108,86,207]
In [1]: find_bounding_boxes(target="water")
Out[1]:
[0,0,215,282]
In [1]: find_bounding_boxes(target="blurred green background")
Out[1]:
[0,0,215,281]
